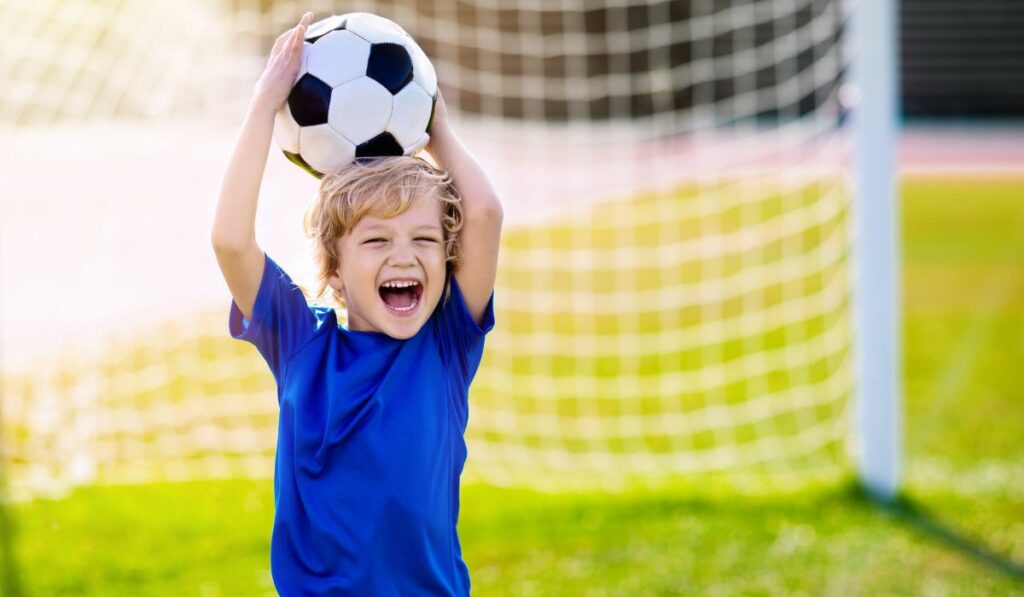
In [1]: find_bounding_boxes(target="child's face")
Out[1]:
[329,195,447,339]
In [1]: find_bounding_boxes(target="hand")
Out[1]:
[251,12,314,114]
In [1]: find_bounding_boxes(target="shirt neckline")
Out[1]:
[340,324,397,341]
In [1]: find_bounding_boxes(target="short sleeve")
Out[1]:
[229,253,318,381]
[433,275,496,378]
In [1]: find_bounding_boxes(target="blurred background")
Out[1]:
[1,0,1021,594]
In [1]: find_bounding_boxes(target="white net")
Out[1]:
[0,0,853,498]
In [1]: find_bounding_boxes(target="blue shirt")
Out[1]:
[229,254,494,596]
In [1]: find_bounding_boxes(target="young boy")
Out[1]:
[211,13,502,595]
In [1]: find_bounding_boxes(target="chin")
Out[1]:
[386,327,420,340]
[376,283,440,339]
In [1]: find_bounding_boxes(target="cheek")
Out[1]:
[417,242,444,262]
[343,257,376,292]
[430,246,448,270]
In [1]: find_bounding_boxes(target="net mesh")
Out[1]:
[0,0,853,498]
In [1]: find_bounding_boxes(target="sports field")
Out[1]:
[2,176,1023,595]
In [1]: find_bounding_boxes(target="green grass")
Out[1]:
[3,177,1024,594]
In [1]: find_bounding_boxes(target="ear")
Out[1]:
[326,269,344,294]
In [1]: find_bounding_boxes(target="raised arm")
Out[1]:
[211,12,312,319]
[425,92,504,326]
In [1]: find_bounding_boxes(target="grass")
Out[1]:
[3,177,1024,594]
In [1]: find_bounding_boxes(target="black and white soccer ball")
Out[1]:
[274,13,438,179]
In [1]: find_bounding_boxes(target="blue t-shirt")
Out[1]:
[229,253,494,596]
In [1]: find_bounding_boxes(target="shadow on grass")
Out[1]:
[871,488,1024,584]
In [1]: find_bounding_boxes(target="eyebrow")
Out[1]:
[360,224,442,233]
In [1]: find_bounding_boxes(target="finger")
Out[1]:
[291,13,312,45]
[281,26,305,69]
[272,24,302,62]
[270,14,311,68]
[274,12,310,54]
[271,27,293,55]
[289,22,306,55]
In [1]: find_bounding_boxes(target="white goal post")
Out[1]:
[850,0,901,500]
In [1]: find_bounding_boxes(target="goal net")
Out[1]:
[0,0,854,498]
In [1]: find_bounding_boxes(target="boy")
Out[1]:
[211,13,503,595]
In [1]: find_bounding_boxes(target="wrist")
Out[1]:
[247,96,280,120]
[427,121,454,153]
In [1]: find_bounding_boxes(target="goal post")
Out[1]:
[850,0,901,500]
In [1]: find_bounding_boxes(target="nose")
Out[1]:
[386,241,417,266]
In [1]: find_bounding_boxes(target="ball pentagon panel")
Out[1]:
[355,132,404,159]
[299,124,356,176]
[327,78,394,145]
[305,30,371,88]
[366,43,414,94]
[288,73,332,127]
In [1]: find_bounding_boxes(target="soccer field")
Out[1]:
[3,177,1023,595]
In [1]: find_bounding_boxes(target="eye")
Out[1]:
[416,237,440,243]
[363,238,386,245]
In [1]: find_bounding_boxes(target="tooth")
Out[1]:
[381,280,420,288]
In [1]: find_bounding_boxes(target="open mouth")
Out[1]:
[378,280,424,315]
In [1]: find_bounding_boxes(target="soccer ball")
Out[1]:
[274,12,438,179]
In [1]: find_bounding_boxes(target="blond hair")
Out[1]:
[303,155,463,310]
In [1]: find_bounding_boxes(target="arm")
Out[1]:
[211,12,312,320]
[426,92,503,326]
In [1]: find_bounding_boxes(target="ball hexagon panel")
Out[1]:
[406,38,437,97]
[288,73,332,126]
[305,14,347,44]
[388,83,434,149]
[299,124,356,176]
[327,77,394,145]
[366,43,414,94]
[305,31,371,88]
[344,12,408,46]
[403,133,430,156]
[355,132,404,158]
[274,103,301,154]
